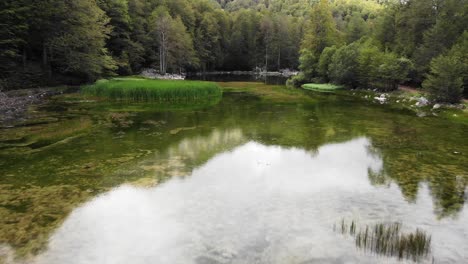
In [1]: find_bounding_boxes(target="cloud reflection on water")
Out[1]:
[34,138,468,264]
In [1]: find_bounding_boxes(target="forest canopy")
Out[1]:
[1,0,467,101]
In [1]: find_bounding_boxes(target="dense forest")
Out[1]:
[1,0,467,102]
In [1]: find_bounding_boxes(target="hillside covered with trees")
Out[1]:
[1,0,467,102]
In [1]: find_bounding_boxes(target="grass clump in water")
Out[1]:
[302,83,343,92]
[82,78,222,102]
[336,219,432,262]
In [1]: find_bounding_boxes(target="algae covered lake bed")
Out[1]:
[0,81,467,263]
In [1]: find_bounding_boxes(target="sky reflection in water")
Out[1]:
[34,138,468,264]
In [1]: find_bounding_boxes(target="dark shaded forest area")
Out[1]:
[1,0,467,101]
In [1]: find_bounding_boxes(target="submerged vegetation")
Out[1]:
[82,79,222,102]
[337,220,432,262]
[0,82,467,260]
[218,81,315,103]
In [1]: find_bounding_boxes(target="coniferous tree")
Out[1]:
[46,0,116,81]
[423,32,468,103]
[299,0,340,79]
[0,0,28,87]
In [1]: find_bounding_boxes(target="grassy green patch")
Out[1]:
[82,78,222,102]
[302,83,344,92]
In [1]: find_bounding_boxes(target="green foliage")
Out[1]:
[413,0,468,80]
[301,0,340,55]
[357,42,385,88]
[423,56,463,103]
[345,14,369,43]
[0,0,467,94]
[227,10,260,70]
[393,0,437,58]
[314,40,413,91]
[148,6,198,74]
[98,0,134,75]
[0,0,28,71]
[298,0,342,82]
[298,49,317,80]
[318,46,337,82]
[46,1,117,81]
[331,0,383,51]
[329,43,360,88]
[286,73,307,88]
[374,10,396,51]
[357,40,413,91]
[82,78,222,102]
[423,32,468,103]
[194,11,222,71]
[376,56,413,91]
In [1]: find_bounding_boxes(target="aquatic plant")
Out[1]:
[337,219,432,262]
[81,79,222,102]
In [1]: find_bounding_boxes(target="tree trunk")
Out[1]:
[159,32,167,75]
[277,48,281,71]
[42,44,51,78]
[22,48,27,71]
[159,46,162,74]
[42,44,47,68]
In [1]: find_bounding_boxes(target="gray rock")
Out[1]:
[433,103,441,109]
[417,111,427,117]
[374,96,387,104]
[416,96,429,107]
[140,68,185,80]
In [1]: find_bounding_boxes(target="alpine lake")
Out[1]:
[0,78,467,264]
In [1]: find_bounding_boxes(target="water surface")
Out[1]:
[0,82,467,263]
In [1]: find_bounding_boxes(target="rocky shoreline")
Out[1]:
[140,69,186,80]
[346,88,468,120]
[0,88,65,127]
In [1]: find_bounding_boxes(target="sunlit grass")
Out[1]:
[82,79,222,102]
[302,83,344,92]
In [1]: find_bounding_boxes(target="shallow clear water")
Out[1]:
[0,82,467,263]
[186,74,288,85]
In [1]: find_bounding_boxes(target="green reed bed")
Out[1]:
[336,219,432,261]
[82,79,222,102]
